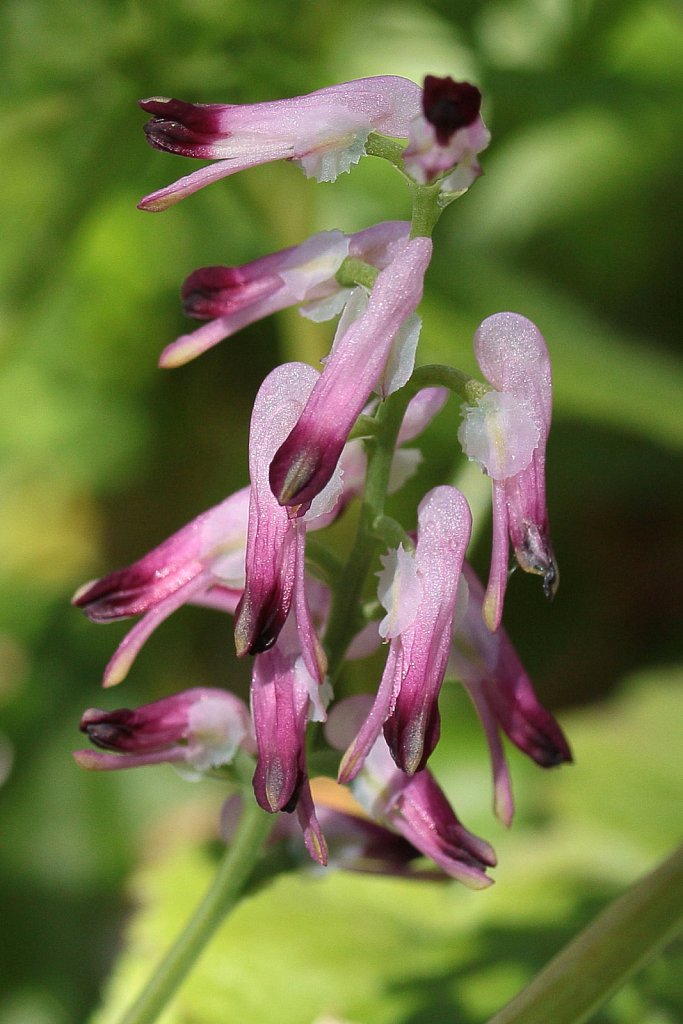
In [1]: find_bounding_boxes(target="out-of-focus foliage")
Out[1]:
[0,0,681,1021]
[92,671,683,1024]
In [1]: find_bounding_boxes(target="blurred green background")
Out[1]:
[1,0,682,1021]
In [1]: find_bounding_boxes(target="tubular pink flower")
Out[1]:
[403,76,490,189]
[449,564,572,826]
[269,236,433,512]
[138,77,422,210]
[161,220,410,368]
[72,488,250,687]
[234,361,332,671]
[327,698,495,888]
[250,614,330,865]
[339,486,471,781]
[458,312,558,630]
[74,688,254,773]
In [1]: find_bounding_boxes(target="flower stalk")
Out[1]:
[119,797,276,1024]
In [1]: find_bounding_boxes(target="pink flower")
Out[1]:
[250,612,331,866]
[138,77,422,210]
[449,564,572,826]
[458,312,558,630]
[234,361,333,674]
[403,76,490,190]
[339,486,471,781]
[327,698,495,888]
[70,379,440,689]
[72,488,250,687]
[160,220,411,368]
[269,236,433,512]
[74,688,254,773]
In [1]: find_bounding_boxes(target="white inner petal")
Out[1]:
[279,230,350,300]
[378,313,421,397]
[186,696,247,771]
[295,128,370,183]
[377,545,421,640]
[458,391,540,480]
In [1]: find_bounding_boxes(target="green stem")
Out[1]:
[487,843,683,1024]
[119,800,276,1024]
[409,363,489,403]
[409,181,443,238]
[372,514,414,551]
[323,390,412,680]
[365,132,408,173]
[336,256,378,290]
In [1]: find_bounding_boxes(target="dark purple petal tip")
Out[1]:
[139,97,226,134]
[79,707,136,749]
[234,590,288,657]
[422,77,482,145]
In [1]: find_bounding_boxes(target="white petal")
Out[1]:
[458,391,540,480]
[278,230,350,301]
[377,545,421,639]
[378,313,421,397]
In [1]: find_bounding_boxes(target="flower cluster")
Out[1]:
[74,74,570,886]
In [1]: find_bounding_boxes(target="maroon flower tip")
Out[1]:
[71,571,146,620]
[422,77,482,145]
[139,97,222,133]
[79,708,134,749]
[518,716,573,769]
[384,703,441,776]
[234,591,287,657]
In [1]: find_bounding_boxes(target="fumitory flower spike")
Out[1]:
[71,67,578,1022]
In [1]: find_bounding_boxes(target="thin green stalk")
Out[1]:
[409,181,443,238]
[336,257,378,290]
[409,363,489,403]
[323,390,411,680]
[487,843,683,1024]
[119,800,276,1024]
